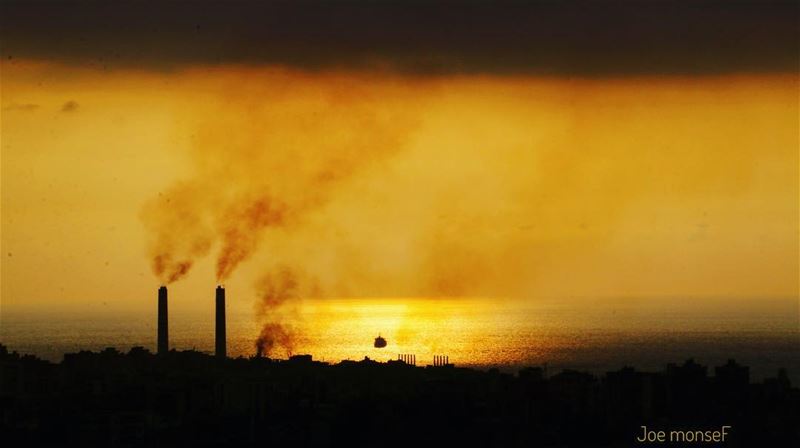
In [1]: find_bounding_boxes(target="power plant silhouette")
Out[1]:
[157,285,227,358]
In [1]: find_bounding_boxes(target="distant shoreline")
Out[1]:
[2,344,795,387]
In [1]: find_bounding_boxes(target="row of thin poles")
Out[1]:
[433,355,449,366]
[398,354,416,365]
[397,354,451,366]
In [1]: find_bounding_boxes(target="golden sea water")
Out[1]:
[1,297,798,380]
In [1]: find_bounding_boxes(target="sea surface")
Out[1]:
[1,297,798,381]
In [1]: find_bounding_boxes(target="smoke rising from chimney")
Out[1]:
[215,196,287,282]
[141,70,421,288]
[253,265,315,357]
[141,70,425,354]
[142,183,214,284]
[139,69,792,354]
[255,323,297,358]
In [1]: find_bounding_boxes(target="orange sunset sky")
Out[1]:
[1,1,798,317]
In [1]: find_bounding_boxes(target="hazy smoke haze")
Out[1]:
[2,62,795,320]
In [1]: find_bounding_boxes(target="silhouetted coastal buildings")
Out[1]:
[0,344,797,447]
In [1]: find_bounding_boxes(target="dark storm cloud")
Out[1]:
[1,0,797,76]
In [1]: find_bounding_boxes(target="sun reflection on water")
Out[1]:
[2,297,797,380]
[241,297,561,365]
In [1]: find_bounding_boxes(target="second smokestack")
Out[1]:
[157,286,168,355]
[215,285,226,358]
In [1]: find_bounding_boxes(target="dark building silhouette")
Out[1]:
[716,358,750,388]
[0,343,798,448]
[215,285,226,358]
[157,286,168,355]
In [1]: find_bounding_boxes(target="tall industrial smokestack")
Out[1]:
[157,286,168,355]
[215,285,226,358]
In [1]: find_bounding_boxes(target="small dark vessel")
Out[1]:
[373,334,387,348]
